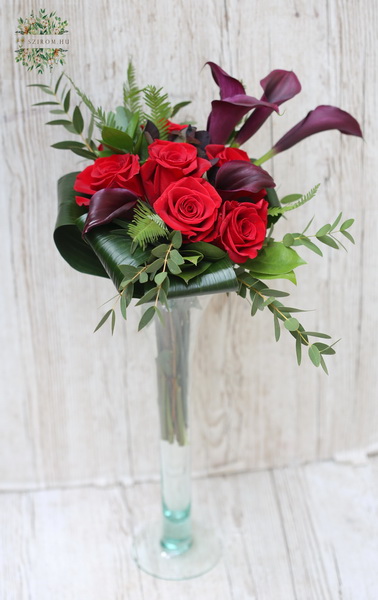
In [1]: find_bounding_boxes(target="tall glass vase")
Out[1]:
[132,296,222,580]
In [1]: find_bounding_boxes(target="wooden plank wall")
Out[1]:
[0,0,376,488]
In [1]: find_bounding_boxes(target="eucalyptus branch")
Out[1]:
[237,274,335,372]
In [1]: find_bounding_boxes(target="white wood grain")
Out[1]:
[0,0,377,487]
[1,458,378,599]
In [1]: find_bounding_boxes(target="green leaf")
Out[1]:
[120,291,128,319]
[331,212,343,230]
[247,270,297,284]
[171,100,191,118]
[298,237,323,256]
[302,331,331,339]
[174,260,212,283]
[111,309,116,334]
[181,251,203,266]
[71,148,97,160]
[118,264,139,279]
[114,105,130,130]
[260,288,290,298]
[64,89,71,112]
[245,242,306,275]
[302,216,315,235]
[138,306,156,330]
[340,230,355,244]
[155,271,168,285]
[170,249,185,265]
[94,309,113,332]
[296,335,302,365]
[72,106,84,134]
[283,233,295,247]
[308,345,321,367]
[46,119,72,126]
[274,313,280,341]
[145,258,165,273]
[279,306,310,313]
[340,218,354,231]
[136,287,159,306]
[54,72,64,94]
[167,259,182,274]
[51,141,85,150]
[316,224,331,237]
[280,193,302,204]
[171,230,183,249]
[251,293,263,316]
[284,317,300,331]
[54,173,108,278]
[33,101,60,106]
[313,343,336,355]
[151,244,170,258]
[185,242,226,261]
[317,235,339,249]
[139,271,148,283]
[102,126,133,152]
[320,355,329,375]
[126,113,140,139]
[63,123,78,134]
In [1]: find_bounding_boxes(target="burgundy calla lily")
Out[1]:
[215,160,275,201]
[206,62,279,145]
[83,188,139,235]
[235,70,302,145]
[273,105,363,154]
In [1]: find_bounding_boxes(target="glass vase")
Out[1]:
[132,296,222,580]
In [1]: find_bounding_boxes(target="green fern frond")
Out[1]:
[128,201,170,249]
[143,85,172,140]
[268,184,320,217]
[64,74,115,128]
[123,61,144,117]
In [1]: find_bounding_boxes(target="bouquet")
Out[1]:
[30,62,362,371]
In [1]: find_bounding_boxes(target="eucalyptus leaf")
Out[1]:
[316,224,331,237]
[274,313,280,341]
[317,235,339,249]
[340,218,354,231]
[284,317,300,331]
[138,306,156,330]
[340,230,355,244]
[308,345,321,367]
[94,309,113,333]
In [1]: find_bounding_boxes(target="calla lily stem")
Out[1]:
[253,149,276,166]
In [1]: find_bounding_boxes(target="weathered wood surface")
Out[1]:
[0,0,377,487]
[1,458,378,599]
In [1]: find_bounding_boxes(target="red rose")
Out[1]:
[206,144,250,166]
[74,154,142,206]
[166,120,188,134]
[217,199,268,263]
[154,177,221,242]
[141,140,211,204]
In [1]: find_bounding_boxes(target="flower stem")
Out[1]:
[253,148,276,166]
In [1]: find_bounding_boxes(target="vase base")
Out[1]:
[132,520,222,580]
